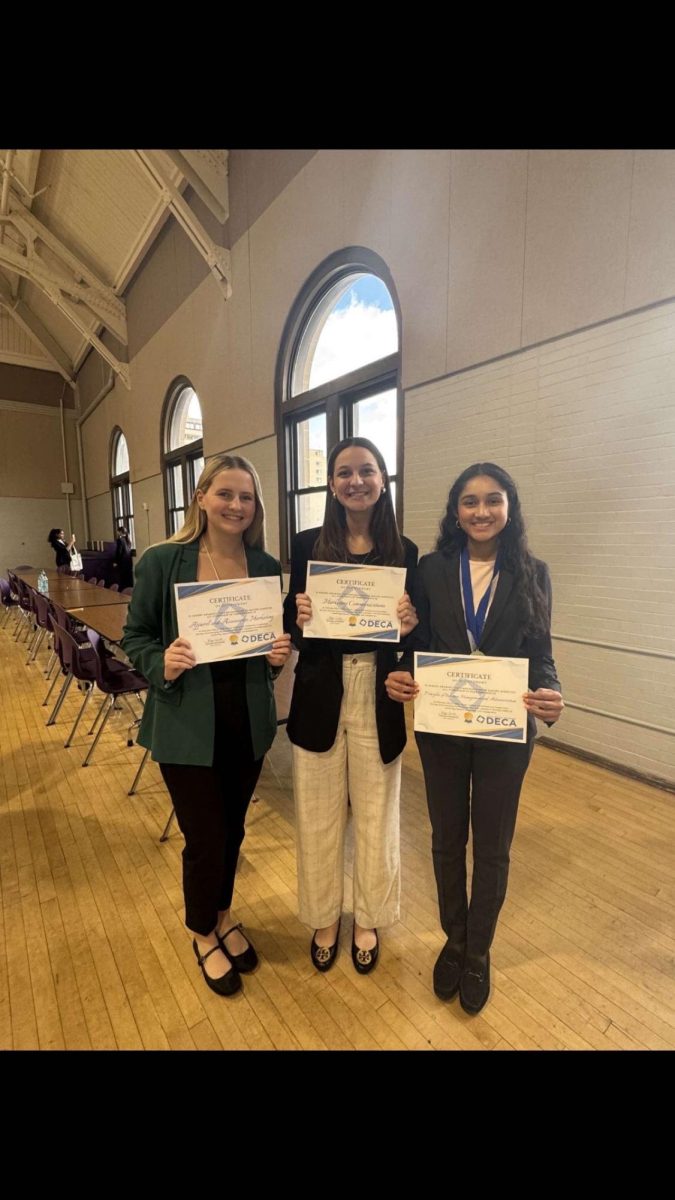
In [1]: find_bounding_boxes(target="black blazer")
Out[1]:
[401,550,561,740]
[283,526,418,763]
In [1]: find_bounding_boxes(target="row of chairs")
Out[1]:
[2,570,148,770]
[2,569,179,841]
[85,576,133,595]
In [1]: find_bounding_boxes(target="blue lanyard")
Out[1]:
[460,546,501,646]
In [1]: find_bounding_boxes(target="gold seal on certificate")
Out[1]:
[413,652,529,742]
[304,561,407,643]
[174,577,283,663]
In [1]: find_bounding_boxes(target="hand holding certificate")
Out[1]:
[413,652,529,742]
[174,576,283,664]
[303,561,407,643]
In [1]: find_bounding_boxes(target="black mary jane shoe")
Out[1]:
[459,952,491,1015]
[351,926,379,975]
[310,918,341,972]
[217,922,259,974]
[192,939,242,997]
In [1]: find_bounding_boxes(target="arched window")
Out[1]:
[110,428,134,546]
[276,248,401,563]
[162,377,204,535]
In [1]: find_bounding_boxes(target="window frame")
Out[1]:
[275,248,403,567]
[110,426,135,548]
[161,376,204,537]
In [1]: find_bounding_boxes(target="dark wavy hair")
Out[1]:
[47,528,63,547]
[436,462,549,636]
[313,437,405,566]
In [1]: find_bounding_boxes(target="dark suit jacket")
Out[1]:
[283,527,418,763]
[401,550,561,740]
[122,539,283,765]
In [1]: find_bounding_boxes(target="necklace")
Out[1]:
[200,538,248,581]
[346,545,378,565]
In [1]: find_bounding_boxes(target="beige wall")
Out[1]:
[0,402,83,569]
[71,149,675,784]
[404,302,675,785]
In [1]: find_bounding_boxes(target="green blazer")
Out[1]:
[121,539,283,765]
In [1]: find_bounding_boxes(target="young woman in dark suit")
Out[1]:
[284,436,418,974]
[122,454,291,997]
[386,463,564,1013]
[114,526,134,590]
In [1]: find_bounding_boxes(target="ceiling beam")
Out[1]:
[0,271,75,385]
[5,200,127,342]
[53,293,130,389]
[163,150,229,224]
[134,150,232,299]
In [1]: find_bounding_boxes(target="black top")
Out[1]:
[401,549,561,738]
[52,540,71,567]
[283,526,418,763]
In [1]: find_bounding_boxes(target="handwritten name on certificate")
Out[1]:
[304,561,407,643]
[413,653,529,742]
[174,577,283,663]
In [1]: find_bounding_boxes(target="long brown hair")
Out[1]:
[169,453,266,550]
[313,437,405,566]
[437,461,549,636]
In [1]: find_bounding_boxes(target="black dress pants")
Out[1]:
[415,732,534,958]
[159,661,264,936]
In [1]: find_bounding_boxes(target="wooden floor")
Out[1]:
[2,615,675,1051]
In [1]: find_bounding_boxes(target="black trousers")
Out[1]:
[159,662,264,936]
[415,732,534,958]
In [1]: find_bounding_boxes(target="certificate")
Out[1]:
[413,652,529,742]
[304,561,407,643]
[174,576,283,663]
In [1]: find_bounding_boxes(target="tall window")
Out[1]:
[277,249,401,563]
[162,378,204,535]
[110,428,135,546]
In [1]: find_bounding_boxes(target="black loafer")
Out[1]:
[310,918,341,972]
[459,952,490,1014]
[351,927,379,975]
[217,922,259,974]
[433,940,465,1001]
[192,939,242,997]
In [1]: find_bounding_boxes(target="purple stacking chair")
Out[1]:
[81,629,148,767]
[44,618,77,725]
[97,579,106,588]
[8,573,33,643]
[26,589,55,665]
[42,602,97,709]
[1,577,17,628]
[53,624,103,746]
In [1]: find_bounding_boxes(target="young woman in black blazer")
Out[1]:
[284,437,418,974]
[386,463,564,1013]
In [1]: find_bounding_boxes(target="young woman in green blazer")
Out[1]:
[122,453,291,997]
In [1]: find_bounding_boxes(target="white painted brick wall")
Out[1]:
[404,303,675,785]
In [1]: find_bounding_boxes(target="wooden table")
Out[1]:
[14,570,129,609]
[60,587,130,609]
[73,602,130,644]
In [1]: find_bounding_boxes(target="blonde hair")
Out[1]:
[168,453,267,550]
